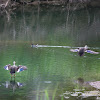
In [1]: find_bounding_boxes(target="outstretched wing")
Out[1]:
[17,65,27,72]
[17,82,25,87]
[4,64,12,70]
[2,81,10,88]
[86,50,99,54]
[70,49,79,52]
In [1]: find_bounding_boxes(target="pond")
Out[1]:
[0,6,100,100]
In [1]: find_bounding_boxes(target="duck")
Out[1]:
[31,44,38,48]
[70,45,99,56]
[4,61,27,77]
[76,78,100,90]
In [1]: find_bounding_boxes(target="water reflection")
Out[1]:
[2,79,25,93]
[0,7,100,46]
[63,78,100,99]
[63,90,100,99]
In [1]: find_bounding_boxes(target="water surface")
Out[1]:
[0,6,100,100]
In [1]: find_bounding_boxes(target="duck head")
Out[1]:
[13,61,17,67]
[84,45,88,50]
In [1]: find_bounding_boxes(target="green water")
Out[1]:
[0,6,100,100]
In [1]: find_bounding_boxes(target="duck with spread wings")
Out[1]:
[70,45,99,56]
[4,61,27,77]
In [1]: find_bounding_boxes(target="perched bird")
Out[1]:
[4,61,27,77]
[70,45,99,56]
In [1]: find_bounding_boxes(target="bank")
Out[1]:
[0,0,100,10]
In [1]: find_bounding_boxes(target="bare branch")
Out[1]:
[5,0,10,8]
